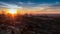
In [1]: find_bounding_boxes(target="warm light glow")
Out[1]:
[8,9,17,14]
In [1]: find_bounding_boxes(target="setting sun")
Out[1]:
[8,9,17,14]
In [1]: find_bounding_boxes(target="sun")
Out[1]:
[8,9,17,14]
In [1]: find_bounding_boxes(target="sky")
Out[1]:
[0,0,60,14]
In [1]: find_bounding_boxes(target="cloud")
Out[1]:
[24,2,60,12]
[17,2,35,7]
[0,1,60,12]
[0,2,23,9]
[0,1,35,9]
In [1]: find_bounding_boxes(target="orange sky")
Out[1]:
[0,7,60,15]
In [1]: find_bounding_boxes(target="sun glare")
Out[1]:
[8,9,17,14]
